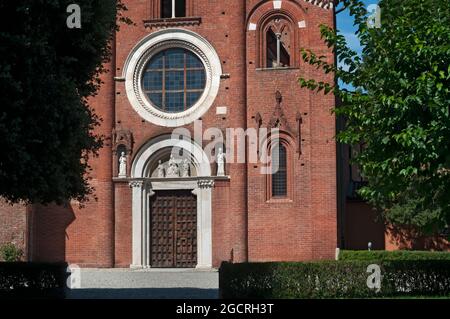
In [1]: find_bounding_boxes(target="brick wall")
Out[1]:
[112,0,249,268]
[9,0,447,267]
[246,0,337,261]
[30,59,115,267]
[27,0,338,267]
[0,200,28,260]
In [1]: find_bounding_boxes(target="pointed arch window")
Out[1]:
[271,143,288,197]
[266,135,294,201]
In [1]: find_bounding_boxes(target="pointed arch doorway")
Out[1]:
[130,135,213,269]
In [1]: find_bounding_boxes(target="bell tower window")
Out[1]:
[266,27,291,68]
[259,15,296,69]
[265,18,291,68]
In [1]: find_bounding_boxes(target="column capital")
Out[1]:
[198,179,215,189]
[129,180,144,188]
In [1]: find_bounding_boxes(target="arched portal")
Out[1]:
[130,135,213,269]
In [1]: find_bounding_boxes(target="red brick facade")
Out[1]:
[3,0,340,268]
[245,0,336,261]
[2,1,446,267]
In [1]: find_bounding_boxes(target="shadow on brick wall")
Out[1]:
[30,203,75,262]
[386,225,450,251]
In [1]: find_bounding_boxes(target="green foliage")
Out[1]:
[299,0,450,236]
[339,250,450,261]
[0,1,129,204]
[220,261,450,299]
[0,243,23,262]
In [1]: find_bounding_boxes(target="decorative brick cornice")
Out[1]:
[143,17,202,29]
[303,0,335,10]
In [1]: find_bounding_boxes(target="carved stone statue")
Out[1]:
[181,159,190,178]
[118,152,127,178]
[157,160,165,178]
[166,154,180,178]
[217,148,225,177]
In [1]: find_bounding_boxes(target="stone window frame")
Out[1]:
[123,29,222,127]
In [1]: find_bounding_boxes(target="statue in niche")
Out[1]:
[118,152,127,178]
[217,148,225,177]
[166,154,180,178]
[181,159,190,178]
[157,160,165,178]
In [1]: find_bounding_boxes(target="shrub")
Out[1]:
[219,261,450,299]
[0,262,69,299]
[339,250,450,261]
[0,243,23,262]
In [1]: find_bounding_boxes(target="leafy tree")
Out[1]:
[0,1,129,204]
[300,0,450,236]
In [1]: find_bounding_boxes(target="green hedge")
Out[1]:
[219,261,450,299]
[339,250,450,261]
[0,262,69,299]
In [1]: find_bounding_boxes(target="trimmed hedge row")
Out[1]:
[0,262,69,299]
[219,261,450,299]
[339,250,450,261]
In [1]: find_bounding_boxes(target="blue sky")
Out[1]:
[336,0,379,55]
[335,0,379,89]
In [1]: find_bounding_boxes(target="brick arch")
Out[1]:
[264,130,297,156]
[259,12,296,68]
[246,0,307,27]
[247,1,308,68]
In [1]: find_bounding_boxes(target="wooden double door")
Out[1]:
[150,190,197,268]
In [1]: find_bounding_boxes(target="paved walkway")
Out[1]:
[67,268,219,299]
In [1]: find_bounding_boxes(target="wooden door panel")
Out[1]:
[150,194,175,268]
[150,190,197,268]
[175,193,197,268]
